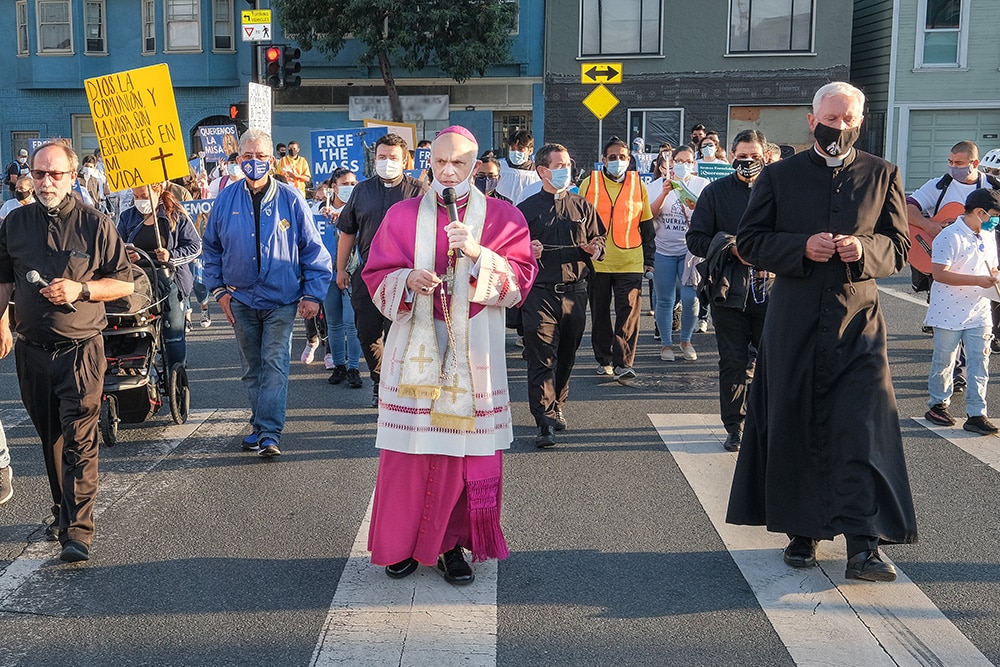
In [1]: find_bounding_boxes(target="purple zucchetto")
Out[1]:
[435,125,479,147]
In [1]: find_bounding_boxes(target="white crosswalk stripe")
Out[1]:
[650,413,993,667]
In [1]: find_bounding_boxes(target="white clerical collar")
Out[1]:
[813,145,851,167]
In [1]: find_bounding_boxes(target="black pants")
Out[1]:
[16,335,105,546]
[523,285,588,427]
[711,300,767,435]
[351,271,390,384]
[589,272,643,369]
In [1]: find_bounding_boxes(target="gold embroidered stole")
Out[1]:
[397,189,487,431]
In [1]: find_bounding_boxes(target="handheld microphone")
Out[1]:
[441,187,464,258]
[26,270,78,313]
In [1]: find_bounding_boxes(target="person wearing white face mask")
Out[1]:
[361,125,536,585]
[336,133,427,407]
[647,147,710,363]
[208,152,244,199]
[578,136,654,383]
[517,143,605,447]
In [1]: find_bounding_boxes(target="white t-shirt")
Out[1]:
[909,172,993,216]
[926,216,999,330]
[647,176,709,256]
[0,197,28,221]
[496,161,541,204]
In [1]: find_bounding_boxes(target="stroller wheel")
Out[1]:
[168,363,190,425]
[100,395,119,447]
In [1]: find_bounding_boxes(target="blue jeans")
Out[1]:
[324,278,360,369]
[653,253,697,346]
[160,276,189,369]
[0,417,8,469]
[230,300,297,443]
[929,325,990,417]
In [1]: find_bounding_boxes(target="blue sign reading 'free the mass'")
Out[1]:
[311,127,389,182]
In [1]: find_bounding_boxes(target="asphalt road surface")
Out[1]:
[1,272,999,667]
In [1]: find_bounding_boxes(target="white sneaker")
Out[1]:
[660,347,675,362]
[596,364,613,376]
[0,466,12,505]
[696,318,709,333]
[614,366,636,380]
[300,339,320,364]
[199,309,212,328]
[679,342,697,361]
[323,353,335,370]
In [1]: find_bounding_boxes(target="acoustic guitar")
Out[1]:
[908,201,965,275]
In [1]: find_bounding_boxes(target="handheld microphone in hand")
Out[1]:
[441,187,464,258]
[26,270,78,313]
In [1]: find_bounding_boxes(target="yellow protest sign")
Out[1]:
[84,63,189,192]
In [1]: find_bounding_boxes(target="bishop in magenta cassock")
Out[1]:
[362,126,537,584]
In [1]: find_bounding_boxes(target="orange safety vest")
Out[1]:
[584,171,644,249]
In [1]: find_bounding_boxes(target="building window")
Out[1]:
[17,1,29,56]
[729,0,814,54]
[580,0,662,57]
[506,0,520,35]
[37,0,73,54]
[85,1,106,54]
[213,0,234,51]
[916,0,966,67]
[142,0,155,53]
[165,0,201,52]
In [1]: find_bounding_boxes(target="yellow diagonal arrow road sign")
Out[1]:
[581,62,623,85]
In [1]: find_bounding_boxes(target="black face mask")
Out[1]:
[14,190,31,202]
[813,122,861,157]
[475,175,498,194]
[733,158,763,179]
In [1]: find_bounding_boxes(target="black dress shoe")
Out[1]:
[723,431,742,452]
[59,540,90,563]
[535,425,556,448]
[553,409,567,431]
[845,550,897,582]
[385,557,418,579]
[437,546,474,585]
[783,536,817,568]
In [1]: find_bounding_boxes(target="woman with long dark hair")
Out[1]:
[117,182,202,368]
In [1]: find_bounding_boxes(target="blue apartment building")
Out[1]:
[1,1,544,180]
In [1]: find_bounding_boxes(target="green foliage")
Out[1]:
[270,0,517,83]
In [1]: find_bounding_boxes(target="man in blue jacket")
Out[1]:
[202,128,332,458]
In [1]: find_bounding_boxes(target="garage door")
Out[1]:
[905,108,1000,191]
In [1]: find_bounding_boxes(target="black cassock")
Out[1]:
[726,148,918,545]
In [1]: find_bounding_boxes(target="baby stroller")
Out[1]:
[99,246,190,446]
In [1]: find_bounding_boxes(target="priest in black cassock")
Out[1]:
[726,81,918,582]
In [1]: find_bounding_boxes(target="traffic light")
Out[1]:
[264,45,282,89]
[229,102,247,122]
[282,46,301,89]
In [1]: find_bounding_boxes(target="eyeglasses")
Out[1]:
[30,169,73,182]
[240,153,271,161]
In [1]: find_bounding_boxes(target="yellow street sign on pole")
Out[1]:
[84,63,189,191]
[583,84,620,120]
[581,62,623,85]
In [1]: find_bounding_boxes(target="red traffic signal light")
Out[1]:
[264,45,282,89]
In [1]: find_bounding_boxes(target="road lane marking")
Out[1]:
[650,413,992,667]
[311,492,498,667]
[0,409,236,612]
[878,284,929,307]
[915,417,1000,473]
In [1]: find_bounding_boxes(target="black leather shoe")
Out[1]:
[59,540,90,563]
[385,558,418,579]
[845,550,897,582]
[783,536,817,568]
[723,431,742,452]
[437,546,474,585]
[553,409,567,431]
[535,425,556,448]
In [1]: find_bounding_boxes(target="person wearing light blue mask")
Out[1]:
[924,186,1000,440]
[496,129,541,204]
[578,136,654,383]
[517,143,605,447]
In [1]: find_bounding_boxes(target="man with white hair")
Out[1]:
[202,128,332,459]
[727,82,918,582]
[362,126,536,585]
